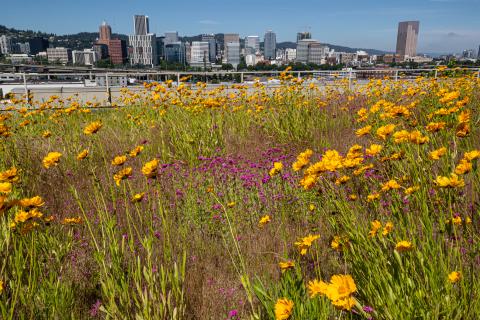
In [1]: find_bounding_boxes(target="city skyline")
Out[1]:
[1,0,479,54]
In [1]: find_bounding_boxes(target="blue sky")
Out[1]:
[1,0,479,53]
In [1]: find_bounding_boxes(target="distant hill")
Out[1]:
[276,41,388,55]
[1,25,387,55]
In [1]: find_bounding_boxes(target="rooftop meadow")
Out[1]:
[0,68,479,319]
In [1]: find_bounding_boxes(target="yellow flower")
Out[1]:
[355,125,372,137]
[0,167,20,183]
[331,235,348,251]
[62,217,82,224]
[325,275,357,311]
[308,279,328,298]
[269,162,283,177]
[395,240,413,252]
[454,159,472,175]
[409,130,429,144]
[308,204,315,211]
[382,222,394,236]
[376,124,396,140]
[366,144,382,156]
[129,145,144,157]
[381,179,401,192]
[274,298,294,320]
[448,271,461,283]
[393,130,410,143]
[83,121,102,135]
[405,186,419,195]
[367,192,380,202]
[142,159,159,178]
[0,279,3,294]
[19,196,44,208]
[14,208,43,223]
[227,201,236,208]
[292,149,313,171]
[425,121,446,132]
[0,182,12,194]
[463,150,480,161]
[368,220,382,238]
[295,234,320,255]
[131,192,145,203]
[77,149,89,160]
[335,175,350,185]
[42,130,52,138]
[42,152,62,169]
[278,261,295,272]
[259,215,271,227]
[434,173,465,188]
[458,110,470,123]
[429,147,447,160]
[111,155,127,166]
[456,122,469,137]
[113,167,133,186]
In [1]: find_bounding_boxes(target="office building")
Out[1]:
[134,15,150,35]
[47,47,72,64]
[164,42,186,64]
[297,32,312,43]
[8,54,33,64]
[462,49,474,59]
[129,34,157,66]
[17,42,30,54]
[396,21,420,58]
[0,35,13,54]
[129,15,157,66]
[156,36,165,62]
[93,43,109,60]
[96,22,127,65]
[108,39,127,65]
[296,39,326,64]
[99,21,112,42]
[245,36,260,55]
[226,42,240,68]
[285,48,297,62]
[191,41,210,63]
[223,33,239,62]
[264,30,276,60]
[164,32,179,45]
[72,49,98,66]
[201,34,217,62]
[28,37,49,55]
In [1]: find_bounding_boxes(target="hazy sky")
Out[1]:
[1,0,479,53]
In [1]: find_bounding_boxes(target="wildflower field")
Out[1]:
[0,69,479,319]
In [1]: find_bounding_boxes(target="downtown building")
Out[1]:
[296,39,327,65]
[28,37,49,55]
[223,33,240,67]
[396,21,420,60]
[201,34,217,62]
[190,41,210,69]
[47,47,72,64]
[0,35,13,54]
[72,49,98,66]
[96,22,127,65]
[264,30,276,60]
[245,36,260,55]
[129,15,157,66]
[297,31,312,43]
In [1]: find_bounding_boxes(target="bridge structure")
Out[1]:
[1,67,479,109]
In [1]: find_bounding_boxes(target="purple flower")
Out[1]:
[228,309,238,318]
[363,305,374,313]
[89,300,102,317]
